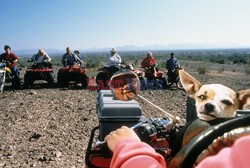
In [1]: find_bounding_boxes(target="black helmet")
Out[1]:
[170,52,175,56]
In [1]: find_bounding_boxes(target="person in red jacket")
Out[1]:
[141,52,157,78]
[141,52,156,68]
[0,45,21,87]
[105,126,250,168]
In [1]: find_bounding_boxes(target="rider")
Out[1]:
[62,47,82,67]
[106,126,250,168]
[166,52,180,83]
[107,48,122,75]
[74,50,85,66]
[0,45,21,87]
[28,49,52,67]
[166,52,180,72]
[141,52,157,78]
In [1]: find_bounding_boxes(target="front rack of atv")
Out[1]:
[85,126,112,168]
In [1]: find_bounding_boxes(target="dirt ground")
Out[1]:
[0,62,249,167]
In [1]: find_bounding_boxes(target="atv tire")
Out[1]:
[47,72,54,84]
[96,72,108,88]
[81,75,88,89]
[24,73,34,87]
[57,71,68,87]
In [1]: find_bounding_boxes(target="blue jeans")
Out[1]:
[10,66,19,78]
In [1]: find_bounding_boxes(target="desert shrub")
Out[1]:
[197,67,208,74]
[246,61,250,75]
[209,56,225,64]
[245,68,250,75]
[17,58,28,68]
[134,60,138,66]
[85,59,100,68]
[159,61,166,69]
[218,67,224,73]
[229,54,247,64]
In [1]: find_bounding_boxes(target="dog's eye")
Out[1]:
[198,95,206,100]
[221,100,233,106]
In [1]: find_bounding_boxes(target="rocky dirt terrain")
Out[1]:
[0,62,249,168]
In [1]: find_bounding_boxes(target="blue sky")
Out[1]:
[0,0,250,50]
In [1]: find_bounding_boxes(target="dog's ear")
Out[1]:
[238,89,250,109]
[179,70,202,96]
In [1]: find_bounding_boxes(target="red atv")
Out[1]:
[138,65,167,90]
[95,66,119,89]
[95,62,134,90]
[85,90,250,168]
[57,64,88,89]
[24,62,54,87]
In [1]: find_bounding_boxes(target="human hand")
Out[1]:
[105,126,140,152]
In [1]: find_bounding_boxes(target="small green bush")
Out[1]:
[197,67,208,74]
[159,61,166,69]
[218,67,224,73]
[245,68,250,75]
[85,60,100,68]
[134,60,138,66]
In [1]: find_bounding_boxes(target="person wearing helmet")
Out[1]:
[0,45,21,87]
[107,48,122,75]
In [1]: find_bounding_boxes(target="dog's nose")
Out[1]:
[204,103,215,113]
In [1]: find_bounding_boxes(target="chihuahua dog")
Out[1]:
[179,70,250,121]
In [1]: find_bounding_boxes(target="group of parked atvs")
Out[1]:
[0,61,88,91]
[0,61,182,91]
[96,62,183,91]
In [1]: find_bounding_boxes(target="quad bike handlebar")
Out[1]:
[85,114,181,168]
[95,116,176,146]
[0,62,6,68]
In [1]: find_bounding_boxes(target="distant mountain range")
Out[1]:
[13,43,250,55]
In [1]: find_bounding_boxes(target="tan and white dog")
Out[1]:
[179,70,250,121]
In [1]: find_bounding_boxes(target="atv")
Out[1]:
[165,67,183,89]
[138,65,167,90]
[95,62,134,90]
[57,63,88,89]
[24,62,54,87]
[0,62,21,91]
[85,71,250,168]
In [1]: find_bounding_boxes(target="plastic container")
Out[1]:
[97,90,142,140]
